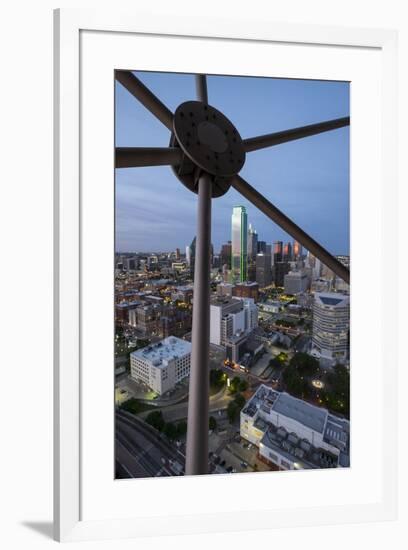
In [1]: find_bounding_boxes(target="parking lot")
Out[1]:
[208,419,276,474]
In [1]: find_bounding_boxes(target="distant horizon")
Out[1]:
[114,246,350,257]
[116,72,350,255]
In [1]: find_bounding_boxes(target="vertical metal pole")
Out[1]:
[195,74,208,104]
[185,171,212,475]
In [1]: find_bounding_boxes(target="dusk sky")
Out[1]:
[115,72,349,256]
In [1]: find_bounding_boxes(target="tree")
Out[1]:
[238,379,249,392]
[228,376,242,394]
[234,393,246,408]
[145,410,165,431]
[209,416,217,431]
[268,357,283,369]
[226,393,246,424]
[163,422,178,440]
[323,364,350,418]
[282,362,310,398]
[210,368,225,389]
[277,351,288,363]
[120,398,151,415]
[289,352,319,376]
[176,420,187,437]
[227,401,239,423]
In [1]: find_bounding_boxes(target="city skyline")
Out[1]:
[115,72,349,255]
[115,206,345,258]
[114,69,350,480]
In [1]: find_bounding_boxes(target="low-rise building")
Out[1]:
[216,282,234,298]
[210,296,258,346]
[115,300,142,325]
[284,270,309,295]
[225,332,248,363]
[130,336,192,395]
[240,385,349,470]
[171,285,194,304]
[261,300,285,313]
[129,303,161,335]
[233,281,259,301]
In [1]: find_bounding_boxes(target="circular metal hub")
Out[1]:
[170,101,246,198]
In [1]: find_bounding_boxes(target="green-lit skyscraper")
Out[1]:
[231,206,248,283]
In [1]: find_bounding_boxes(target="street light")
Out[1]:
[115,70,350,475]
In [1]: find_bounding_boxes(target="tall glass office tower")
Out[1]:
[247,223,258,262]
[231,206,248,283]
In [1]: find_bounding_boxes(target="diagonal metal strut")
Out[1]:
[116,70,350,478]
[115,70,174,131]
[231,174,350,284]
[243,117,350,153]
[115,147,183,168]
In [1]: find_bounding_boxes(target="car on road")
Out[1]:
[240,461,248,469]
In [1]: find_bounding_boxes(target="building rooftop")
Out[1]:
[225,331,248,344]
[260,424,338,469]
[131,336,191,368]
[315,292,349,307]
[174,285,193,291]
[324,414,349,452]
[242,384,349,454]
[116,300,142,309]
[273,392,328,433]
[285,270,307,278]
[211,296,240,307]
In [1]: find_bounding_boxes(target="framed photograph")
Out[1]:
[54,8,398,542]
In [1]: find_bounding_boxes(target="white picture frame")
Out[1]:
[54,7,398,543]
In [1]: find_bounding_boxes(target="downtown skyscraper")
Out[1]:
[186,236,196,278]
[231,206,248,283]
[247,223,258,262]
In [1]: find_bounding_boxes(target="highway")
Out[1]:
[115,409,186,478]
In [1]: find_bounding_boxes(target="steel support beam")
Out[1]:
[115,70,174,131]
[115,147,183,168]
[185,171,212,475]
[195,74,208,104]
[243,117,350,153]
[231,175,350,284]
